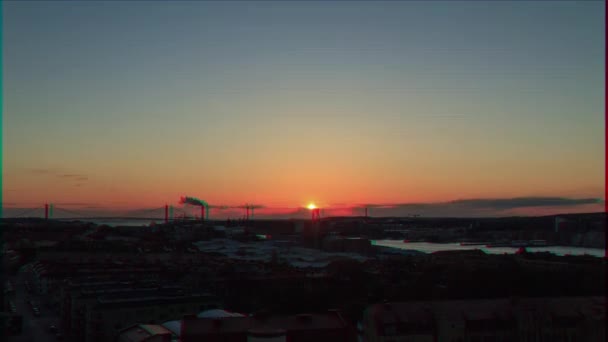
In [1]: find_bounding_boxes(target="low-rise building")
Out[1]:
[59,279,163,340]
[116,324,175,342]
[322,237,373,255]
[58,278,217,342]
[87,290,218,342]
[180,310,357,342]
[362,297,605,342]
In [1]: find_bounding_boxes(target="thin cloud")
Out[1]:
[447,197,602,210]
[2,197,601,220]
[361,197,602,210]
[200,197,604,219]
[60,174,88,181]
[26,168,89,183]
[413,114,466,119]
[322,197,604,218]
[53,202,99,206]
[28,168,55,174]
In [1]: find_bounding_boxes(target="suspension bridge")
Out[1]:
[3,205,179,222]
[1,201,399,222]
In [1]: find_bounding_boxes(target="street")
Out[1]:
[6,270,60,342]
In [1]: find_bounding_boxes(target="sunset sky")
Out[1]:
[3,1,605,217]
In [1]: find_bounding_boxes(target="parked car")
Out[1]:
[49,325,57,333]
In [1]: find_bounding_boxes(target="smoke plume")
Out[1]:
[179,196,208,207]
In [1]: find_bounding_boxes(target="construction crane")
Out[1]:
[232,204,264,220]
[180,196,263,221]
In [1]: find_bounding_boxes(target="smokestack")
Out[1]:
[180,196,207,207]
[165,205,169,223]
[312,208,321,222]
[44,203,49,220]
[201,206,205,221]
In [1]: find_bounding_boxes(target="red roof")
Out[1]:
[118,324,172,342]
[181,311,355,342]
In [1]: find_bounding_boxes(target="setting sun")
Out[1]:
[307,203,317,210]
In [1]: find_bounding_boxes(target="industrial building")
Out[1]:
[180,310,356,342]
[363,297,605,342]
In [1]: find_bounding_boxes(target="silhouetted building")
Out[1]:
[116,324,174,342]
[321,236,373,255]
[180,310,356,342]
[363,297,605,342]
[301,220,328,249]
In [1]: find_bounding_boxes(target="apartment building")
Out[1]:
[362,297,604,342]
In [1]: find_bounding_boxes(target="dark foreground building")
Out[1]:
[180,310,356,342]
[363,296,605,342]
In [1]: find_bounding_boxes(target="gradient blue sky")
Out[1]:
[3,1,605,216]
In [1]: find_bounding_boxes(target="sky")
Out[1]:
[2,1,605,218]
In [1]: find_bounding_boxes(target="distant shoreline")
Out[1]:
[373,240,606,258]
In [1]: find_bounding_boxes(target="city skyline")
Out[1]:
[3,1,605,217]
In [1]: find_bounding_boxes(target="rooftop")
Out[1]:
[118,324,173,342]
[95,289,215,308]
[182,310,351,338]
[194,239,368,268]
[366,296,605,333]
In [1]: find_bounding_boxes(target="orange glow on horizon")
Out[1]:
[307,203,317,210]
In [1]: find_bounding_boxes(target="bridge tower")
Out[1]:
[311,208,321,222]
[311,208,322,249]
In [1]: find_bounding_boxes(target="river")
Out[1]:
[86,219,151,227]
[73,220,608,258]
[372,240,605,257]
